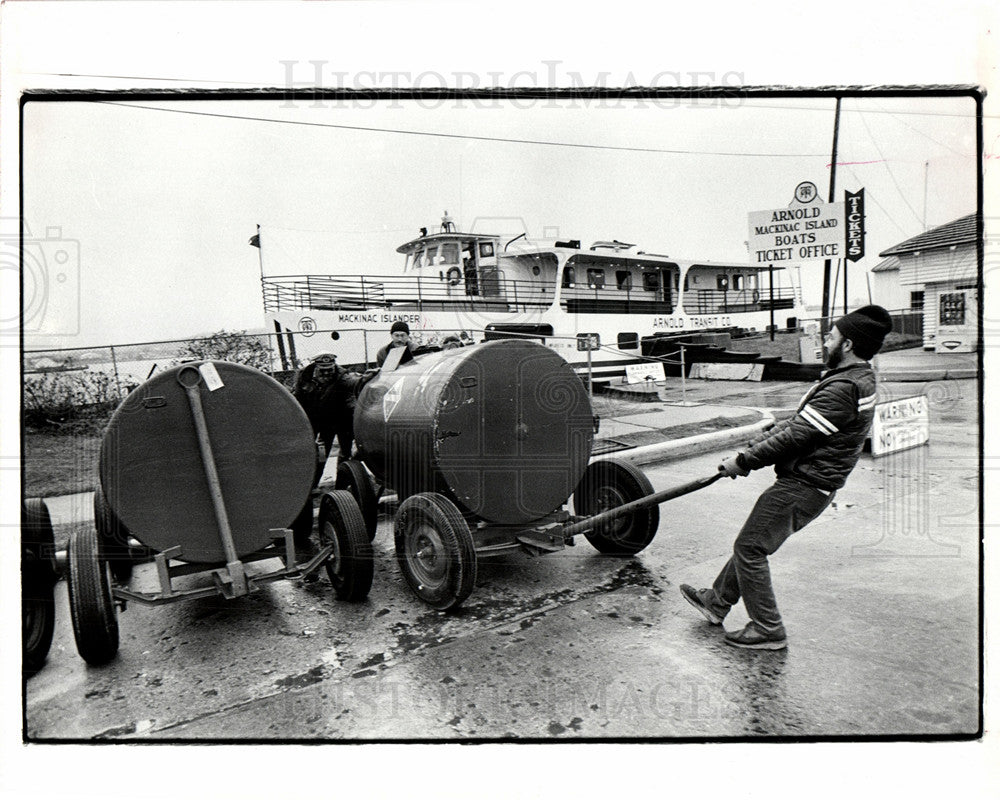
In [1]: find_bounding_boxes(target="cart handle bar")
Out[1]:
[561,471,725,538]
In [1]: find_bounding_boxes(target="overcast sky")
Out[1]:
[20,92,978,350]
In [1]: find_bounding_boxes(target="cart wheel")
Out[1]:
[335,459,378,540]
[22,499,58,676]
[93,486,134,584]
[67,525,120,666]
[573,459,660,555]
[318,490,374,601]
[394,493,477,611]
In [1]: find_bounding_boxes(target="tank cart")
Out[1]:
[65,361,373,666]
[348,339,722,610]
[22,498,59,674]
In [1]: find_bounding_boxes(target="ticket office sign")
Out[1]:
[748,202,845,265]
[871,394,930,457]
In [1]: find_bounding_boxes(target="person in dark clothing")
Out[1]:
[375,321,416,368]
[292,352,367,481]
[680,305,893,650]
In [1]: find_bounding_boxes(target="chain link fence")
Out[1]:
[23,331,282,426]
[22,327,495,425]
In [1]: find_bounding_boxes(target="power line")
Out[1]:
[92,100,832,158]
[855,109,926,229]
[860,100,973,157]
[843,165,911,239]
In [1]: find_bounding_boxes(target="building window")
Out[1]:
[939,292,966,326]
[910,291,924,310]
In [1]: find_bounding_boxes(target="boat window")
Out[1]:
[412,249,423,269]
[440,242,459,265]
[716,274,729,291]
[618,332,639,350]
[733,274,744,291]
[616,271,632,291]
[642,272,659,291]
[587,269,606,289]
[562,266,576,288]
[479,242,495,258]
[425,246,438,265]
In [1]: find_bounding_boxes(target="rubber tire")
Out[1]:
[335,459,378,540]
[93,485,134,584]
[573,459,660,555]
[394,492,477,611]
[67,525,120,666]
[318,490,374,601]
[22,499,57,676]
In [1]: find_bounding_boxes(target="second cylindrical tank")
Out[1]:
[354,339,594,525]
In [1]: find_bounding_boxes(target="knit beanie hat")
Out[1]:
[390,321,410,335]
[834,305,893,359]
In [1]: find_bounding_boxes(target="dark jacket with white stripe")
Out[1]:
[737,362,878,490]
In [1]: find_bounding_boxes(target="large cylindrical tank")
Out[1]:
[354,339,594,525]
[99,361,316,563]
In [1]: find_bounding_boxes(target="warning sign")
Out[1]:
[871,395,930,457]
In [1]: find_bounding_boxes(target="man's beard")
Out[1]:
[825,341,844,369]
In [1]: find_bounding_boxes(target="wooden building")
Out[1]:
[877,214,979,352]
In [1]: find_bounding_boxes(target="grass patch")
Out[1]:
[23,419,107,498]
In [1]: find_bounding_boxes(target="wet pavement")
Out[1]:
[24,376,981,741]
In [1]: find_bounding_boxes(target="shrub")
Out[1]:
[23,370,119,429]
[173,330,272,372]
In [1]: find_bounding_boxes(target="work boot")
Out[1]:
[679,584,728,625]
[723,621,787,650]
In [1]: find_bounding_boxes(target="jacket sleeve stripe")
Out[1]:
[800,404,839,435]
[857,394,877,410]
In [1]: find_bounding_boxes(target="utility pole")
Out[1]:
[820,97,842,336]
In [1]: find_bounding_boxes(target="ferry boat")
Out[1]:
[259,213,806,381]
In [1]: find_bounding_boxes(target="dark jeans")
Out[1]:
[313,425,354,486]
[710,477,835,633]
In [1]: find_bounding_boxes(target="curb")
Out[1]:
[591,412,775,468]
[878,369,978,382]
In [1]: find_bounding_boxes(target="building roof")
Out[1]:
[870,255,900,273]
[878,213,979,257]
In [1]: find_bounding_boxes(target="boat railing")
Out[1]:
[682,287,798,315]
[262,274,554,313]
[557,284,798,315]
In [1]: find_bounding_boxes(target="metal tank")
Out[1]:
[353,339,595,525]
[99,361,317,563]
